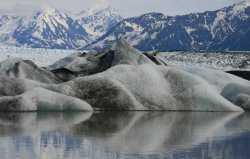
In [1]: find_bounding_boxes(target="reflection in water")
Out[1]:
[0,112,250,159]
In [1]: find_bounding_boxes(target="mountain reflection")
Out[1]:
[0,112,250,159]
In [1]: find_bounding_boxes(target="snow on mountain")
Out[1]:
[12,7,91,49]
[0,15,21,45]
[74,3,112,18]
[0,2,249,51]
[0,5,122,49]
[74,5,122,40]
[88,1,250,51]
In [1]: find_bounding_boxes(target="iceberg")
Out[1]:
[0,58,62,84]
[112,38,154,66]
[221,83,250,110]
[53,64,242,111]
[0,86,92,111]
[0,38,249,111]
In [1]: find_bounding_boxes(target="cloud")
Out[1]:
[0,1,49,16]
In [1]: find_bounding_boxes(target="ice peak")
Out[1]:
[228,1,250,17]
[236,0,250,7]
[233,1,250,8]
[88,2,112,13]
[34,6,68,20]
[78,4,118,17]
[35,6,64,17]
[42,7,59,15]
[242,1,250,6]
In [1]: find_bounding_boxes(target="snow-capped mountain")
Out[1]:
[0,2,249,51]
[0,5,122,49]
[0,8,90,49]
[88,2,250,51]
[74,5,122,40]
[13,8,90,49]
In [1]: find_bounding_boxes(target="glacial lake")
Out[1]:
[0,112,250,159]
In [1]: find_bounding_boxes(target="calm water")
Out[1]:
[0,111,250,159]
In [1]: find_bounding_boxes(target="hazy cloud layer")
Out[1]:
[0,0,244,17]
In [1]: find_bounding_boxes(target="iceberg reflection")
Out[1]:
[0,112,250,159]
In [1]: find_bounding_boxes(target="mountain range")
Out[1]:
[0,2,249,51]
[0,6,122,49]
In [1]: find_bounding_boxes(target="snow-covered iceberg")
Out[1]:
[0,81,92,111]
[52,64,242,111]
[0,38,249,111]
[0,58,62,84]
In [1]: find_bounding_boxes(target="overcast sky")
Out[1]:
[0,0,246,17]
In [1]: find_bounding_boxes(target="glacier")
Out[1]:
[0,38,249,111]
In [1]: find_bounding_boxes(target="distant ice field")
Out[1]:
[0,46,74,67]
[159,51,250,71]
[0,45,249,70]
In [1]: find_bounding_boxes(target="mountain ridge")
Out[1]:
[88,1,250,51]
[0,2,249,51]
[0,5,122,49]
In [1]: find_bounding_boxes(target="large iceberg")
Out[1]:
[50,64,241,111]
[0,38,249,111]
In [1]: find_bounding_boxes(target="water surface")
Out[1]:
[0,112,250,159]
